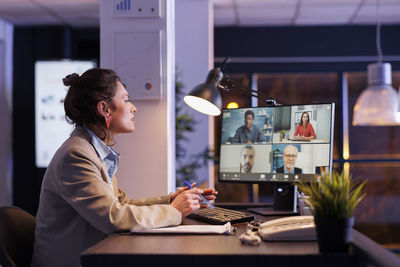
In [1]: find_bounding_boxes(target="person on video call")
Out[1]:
[230,110,265,144]
[274,145,302,174]
[31,68,216,267]
[294,111,316,140]
[240,145,255,173]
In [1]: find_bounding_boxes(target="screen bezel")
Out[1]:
[218,102,335,184]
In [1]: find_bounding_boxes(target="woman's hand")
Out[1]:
[170,188,203,217]
[170,184,193,202]
[170,185,218,202]
[198,188,217,208]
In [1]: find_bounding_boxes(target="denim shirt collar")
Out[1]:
[85,128,120,181]
[86,129,118,158]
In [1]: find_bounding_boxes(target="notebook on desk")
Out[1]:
[130,222,233,234]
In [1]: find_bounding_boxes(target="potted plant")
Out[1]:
[297,171,366,253]
[279,129,286,141]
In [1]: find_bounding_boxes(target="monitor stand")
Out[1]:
[248,184,299,216]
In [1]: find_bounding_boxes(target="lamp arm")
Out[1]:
[220,57,231,72]
[250,92,270,102]
[220,75,279,106]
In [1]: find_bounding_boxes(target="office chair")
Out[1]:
[0,206,36,267]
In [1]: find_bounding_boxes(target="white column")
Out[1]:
[175,0,214,187]
[100,0,176,198]
[0,19,13,205]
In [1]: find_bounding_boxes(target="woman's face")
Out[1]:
[108,81,137,134]
[302,113,309,124]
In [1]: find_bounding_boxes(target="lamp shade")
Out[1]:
[184,68,223,116]
[353,63,400,126]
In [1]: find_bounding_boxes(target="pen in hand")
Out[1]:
[184,180,215,209]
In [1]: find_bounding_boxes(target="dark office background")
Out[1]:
[13,25,400,246]
[13,27,100,215]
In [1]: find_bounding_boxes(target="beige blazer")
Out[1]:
[31,127,181,267]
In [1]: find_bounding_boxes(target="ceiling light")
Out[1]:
[352,0,400,126]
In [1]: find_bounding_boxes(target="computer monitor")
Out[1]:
[219,103,335,215]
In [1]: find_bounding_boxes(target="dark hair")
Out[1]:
[301,112,309,126]
[63,68,120,138]
[244,110,254,119]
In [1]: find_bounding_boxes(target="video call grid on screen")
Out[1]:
[219,103,335,183]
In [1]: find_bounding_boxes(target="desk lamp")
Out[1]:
[352,0,400,126]
[184,58,278,115]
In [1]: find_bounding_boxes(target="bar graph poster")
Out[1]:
[114,31,161,99]
[113,0,160,18]
[35,60,96,168]
[115,0,131,11]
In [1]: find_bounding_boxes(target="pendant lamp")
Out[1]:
[352,0,400,126]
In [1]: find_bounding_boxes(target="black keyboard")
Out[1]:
[188,207,255,225]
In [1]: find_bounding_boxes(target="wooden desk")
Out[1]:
[81,215,400,267]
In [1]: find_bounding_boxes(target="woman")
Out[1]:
[31,68,216,267]
[293,111,316,140]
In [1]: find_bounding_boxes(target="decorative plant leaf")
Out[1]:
[297,171,366,218]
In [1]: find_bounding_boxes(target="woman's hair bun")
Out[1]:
[63,73,80,86]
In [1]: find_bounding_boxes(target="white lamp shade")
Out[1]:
[353,63,400,126]
[353,84,400,126]
[183,95,221,116]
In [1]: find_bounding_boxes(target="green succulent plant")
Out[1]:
[297,171,366,218]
